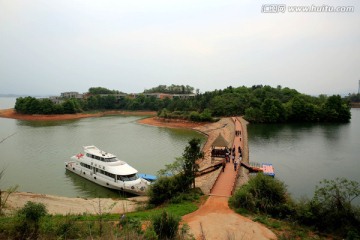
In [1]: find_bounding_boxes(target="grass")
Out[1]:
[0,199,199,239]
[249,214,333,240]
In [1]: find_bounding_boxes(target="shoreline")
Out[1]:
[0,108,157,121]
[2,109,242,214]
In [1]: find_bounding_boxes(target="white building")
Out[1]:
[60,92,83,99]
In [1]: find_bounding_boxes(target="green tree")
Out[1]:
[39,99,55,114]
[261,99,285,123]
[62,99,77,113]
[182,138,203,188]
[16,201,47,239]
[322,95,351,122]
[88,87,119,94]
[314,178,359,230]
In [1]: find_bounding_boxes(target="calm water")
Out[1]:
[0,97,204,198]
[1,97,359,201]
[248,108,360,202]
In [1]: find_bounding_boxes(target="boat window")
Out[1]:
[80,162,91,169]
[117,174,138,181]
[97,169,115,178]
[105,157,118,162]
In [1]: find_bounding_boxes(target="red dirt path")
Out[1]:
[182,117,277,240]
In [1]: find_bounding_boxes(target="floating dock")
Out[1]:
[261,163,275,177]
[240,161,275,177]
[138,173,157,182]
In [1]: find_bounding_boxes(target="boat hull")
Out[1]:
[65,161,149,196]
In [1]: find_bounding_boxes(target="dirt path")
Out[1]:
[182,196,276,240]
[183,117,277,240]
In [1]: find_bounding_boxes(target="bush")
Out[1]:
[148,175,187,205]
[152,211,180,240]
[295,178,360,237]
[229,174,293,218]
[15,201,47,239]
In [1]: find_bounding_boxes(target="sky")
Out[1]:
[0,0,359,96]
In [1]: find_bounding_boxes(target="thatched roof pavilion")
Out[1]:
[212,133,229,148]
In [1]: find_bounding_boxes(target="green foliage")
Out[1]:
[88,87,121,95]
[15,96,82,115]
[182,138,203,188]
[148,175,187,205]
[144,84,194,94]
[14,85,352,123]
[14,201,47,239]
[229,174,293,218]
[18,201,47,222]
[152,210,180,240]
[296,178,360,237]
[150,138,203,205]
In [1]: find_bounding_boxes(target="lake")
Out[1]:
[1,97,359,201]
[0,97,205,198]
[248,108,360,202]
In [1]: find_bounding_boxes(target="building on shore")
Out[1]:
[49,92,84,104]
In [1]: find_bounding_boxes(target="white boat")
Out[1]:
[65,146,150,195]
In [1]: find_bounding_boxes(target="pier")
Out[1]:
[209,117,246,197]
[183,117,277,239]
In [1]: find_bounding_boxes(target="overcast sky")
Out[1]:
[1,0,359,96]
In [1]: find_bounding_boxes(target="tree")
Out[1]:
[321,95,351,122]
[182,138,203,188]
[88,87,119,95]
[313,178,359,227]
[297,178,360,236]
[16,201,47,239]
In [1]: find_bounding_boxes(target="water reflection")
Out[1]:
[64,170,132,198]
[17,119,79,127]
[248,110,360,201]
[0,112,204,198]
[248,122,348,143]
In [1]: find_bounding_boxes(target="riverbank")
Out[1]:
[4,115,237,211]
[2,114,276,239]
[0,108,156,121]
[5,192,147,215]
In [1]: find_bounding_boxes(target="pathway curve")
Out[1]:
[183,117,277,240]
[210,117,243,196]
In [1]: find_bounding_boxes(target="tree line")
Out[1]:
[144,84,195,94]
[15,85,351,123]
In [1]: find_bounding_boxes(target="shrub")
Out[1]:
[295,178,360,237]
[229,174,293,218]
[15,201,47,239]
[152,211,180,240]
[148,175,187,205]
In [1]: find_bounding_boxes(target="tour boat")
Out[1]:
[65,146,150,195]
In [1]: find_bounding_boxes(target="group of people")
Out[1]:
[221,145,243,172]
[211,148,227,158]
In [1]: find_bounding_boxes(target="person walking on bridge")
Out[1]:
[234,158,239,171]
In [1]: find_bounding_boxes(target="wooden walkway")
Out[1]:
[210,117,244,197]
